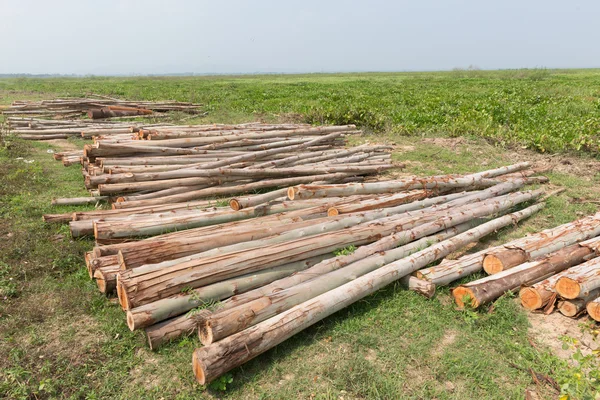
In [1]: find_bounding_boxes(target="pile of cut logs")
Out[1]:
[444,214,600,322]
[1,116,173,141]
[44,155,555,384]
[45,124,394,211]
[0,95,203,119]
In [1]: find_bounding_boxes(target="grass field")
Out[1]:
[1,70,600,399]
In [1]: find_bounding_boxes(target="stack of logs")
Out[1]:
[44,159,554,384]
[46,124,395,210]
[443,213,600,322]
[1,116,173,141]
[1,96,203,119]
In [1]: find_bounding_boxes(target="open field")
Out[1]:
[1,70,600,399]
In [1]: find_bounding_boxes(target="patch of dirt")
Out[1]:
[527,312,598,360]
[431,329,457,358]
[422,137,466,153]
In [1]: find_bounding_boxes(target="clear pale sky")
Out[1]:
[1,0,598,75]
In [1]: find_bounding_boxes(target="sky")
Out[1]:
[1,0,599,75]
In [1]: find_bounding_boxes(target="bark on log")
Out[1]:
[586,296,600,321]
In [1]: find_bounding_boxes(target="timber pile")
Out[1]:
[54,161,553,384]
[45,124,395,211]
[1,116,172,141]
[437,212,600,322]
[0,95,203,119]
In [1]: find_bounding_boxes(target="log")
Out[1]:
[586,296,600,321]
[483,213,600,274]
[555,257,600,299]
[400,276,436,298]
[229,188,288,211]
[146,311,209,350]
[326,190,431,216]
[558,288,600,317]
[93,265,120,294]
[51,197,108,206]
[191,202,544,384]
[452,240,600,308]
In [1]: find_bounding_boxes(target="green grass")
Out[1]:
[1,72,600,399]
[1,69,600,153]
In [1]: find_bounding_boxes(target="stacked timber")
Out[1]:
[1,117,172,141]
[1,96,203,119]
[46,124,396,210]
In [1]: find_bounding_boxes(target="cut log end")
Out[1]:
[126,311,136,332]
[192,350,207,385]
[587,302,600,321]
[482,250,527,275]
[482,255,505,275]
[198,321,214,346]
[555,277,581,300]
[452,286,478,308]
[116,281,132,310]
[229,199,241,211]
[557,301,579,318]
[519,287,543,310]
[287,187,296,200]
[116,197,125,203]
[327,207,339,217]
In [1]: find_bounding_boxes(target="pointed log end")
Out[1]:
[192,349,207,385]
[519,287,543,310]
[482,255,504,275]
[555,277,580,300]
[586,302,600,322]
[452,286,478,309]
[327,207,339,217]
[229,199,241,211]
[198,320,214,346]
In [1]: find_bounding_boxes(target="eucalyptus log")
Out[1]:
[229,188,288,211]
[483,213,600,274]
[93,265,120,294]
[586,296,600,321]
[452,240,600,308]
[191,202,543,384]
[555,257,600,299]
[51,197,108,206]
[558,288,600,317]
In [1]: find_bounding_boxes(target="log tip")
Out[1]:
[93,270,107,294]
[452,286,478,308]
[198,320,214,346]
[327,207,339,217]
[555,277,580,300]
[287,187,296,200]
[482,255,504,275]
[519,287,543,310]
[229,199,241,211]
[586,302,600,322]
[192,349,207,385]
[126,311,136,332]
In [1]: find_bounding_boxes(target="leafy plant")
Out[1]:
[334,245,357,257]
[207,373,233,392]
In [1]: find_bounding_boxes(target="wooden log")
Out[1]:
[51,197,108,206]
[452,240,600,308]
[483,213,600,274]
[191,202,543,384]
[558,288,600,317]
[400,276,436,298]
[145,311,209,350]
[555,257,600,299]
[88,254,119,279]
[327,190,431,216]
[586,296,600,321]
[229,188,288,211]
[93,265,120,294]
[42,213,74,223]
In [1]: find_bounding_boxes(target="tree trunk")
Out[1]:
[558,288,600,317]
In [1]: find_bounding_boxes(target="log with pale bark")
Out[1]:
[554,257,600,299]
[452,238,600,308]
[558,288,600,317]
[191,202,544,384]
[482,212,600,274]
